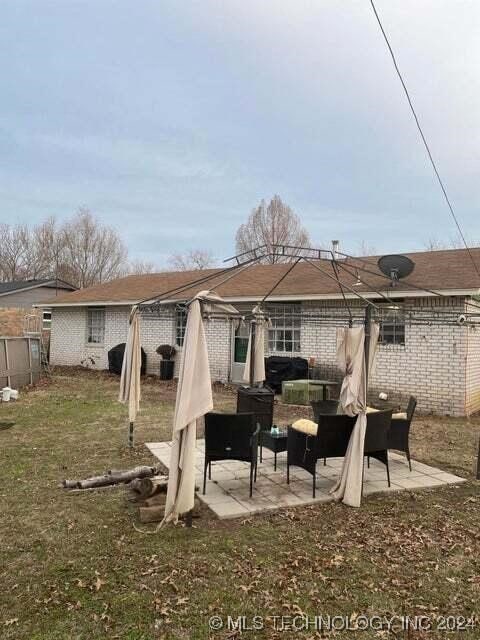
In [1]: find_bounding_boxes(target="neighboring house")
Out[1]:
[43,249,480,416]
[0,279,76,335]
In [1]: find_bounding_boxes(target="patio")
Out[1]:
[146,440,466,520]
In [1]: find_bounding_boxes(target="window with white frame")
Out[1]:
[87,307,105,344]
[268,304,301,353]
[175,304,187,347]
[42,309,52,330]
[378,304,405,345]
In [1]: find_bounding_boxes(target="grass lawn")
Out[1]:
[1,369,479,639]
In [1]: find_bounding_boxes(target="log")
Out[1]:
[143,493,167,508]
[129,477,154,498]
[62,465,157,490]
[129,475,168,499]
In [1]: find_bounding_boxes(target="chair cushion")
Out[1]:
[291,418,318,436]
[392,412,408,420]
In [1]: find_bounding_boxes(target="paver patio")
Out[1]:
[146,440,466,519]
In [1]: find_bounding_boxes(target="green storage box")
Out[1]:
[282,379,327,406]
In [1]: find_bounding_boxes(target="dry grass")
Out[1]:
[0,368,479,639]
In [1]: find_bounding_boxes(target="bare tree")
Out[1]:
[0,210,130,287]
[61,209,127,288]
[126,259,159,275]
[423,236,467,251]
[355,241,379,257]
[235,195,311,264]
[168,249,216,271]
[41,217,67,281]
[0,224,28,280]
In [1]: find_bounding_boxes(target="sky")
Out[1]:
[1,0,479,267]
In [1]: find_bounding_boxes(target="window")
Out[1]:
[42,309,52,330]
[87,307,105,344]
[233,323,249,364]
[379,305,405,345]
[175,305,187,347]
[268,304,301,353]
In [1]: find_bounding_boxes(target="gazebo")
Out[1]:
[119,244,480,524]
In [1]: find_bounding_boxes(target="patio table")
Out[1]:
[260,428,288,471]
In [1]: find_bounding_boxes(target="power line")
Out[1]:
[369,0,480,281]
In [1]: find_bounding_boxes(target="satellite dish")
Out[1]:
[377,254,415,286]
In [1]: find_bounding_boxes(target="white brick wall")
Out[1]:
[465,298,480,415]
[50,306,131,370]
[50,306,233,382]
[297,298,470,416]
[49,296,480,416]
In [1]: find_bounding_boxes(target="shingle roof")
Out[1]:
[0,279,76,296]
[44,248,480,306]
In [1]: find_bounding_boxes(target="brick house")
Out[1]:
[42,248,480,416]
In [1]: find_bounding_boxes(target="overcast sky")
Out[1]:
[1,1,479,266]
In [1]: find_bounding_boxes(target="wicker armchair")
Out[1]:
[203,412,260,497]
[287,414,356,497]
[287,410,393,497]
[387,396,417,471]
[364,409,393,488]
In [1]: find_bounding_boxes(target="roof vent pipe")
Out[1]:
[331,240,339,260]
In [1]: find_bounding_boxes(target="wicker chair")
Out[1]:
[287,410,393,497]
[364,409,393,488]
[311,399,339,417]
[387,396,417,471]
[287,414,356,497]
[203,412,260,497]
[311,400,340,465]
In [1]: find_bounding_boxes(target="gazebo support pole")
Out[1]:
[476,438,480,480]
[364,304,373,388]
[128,421,134,448]
[249,321,256,387]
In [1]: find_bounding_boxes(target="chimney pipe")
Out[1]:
[331,240,339,260]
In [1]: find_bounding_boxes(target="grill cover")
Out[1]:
[237,386,274,431]
[265,356,308,392]
[108,343,147,376]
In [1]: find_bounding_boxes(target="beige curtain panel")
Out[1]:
[243,306,268,384]
[163,291,238,524]
[118,306,141,423]
[330,322,380,507]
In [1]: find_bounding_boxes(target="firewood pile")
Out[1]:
[62,466,200,524]
[128,476,201,523]
[128,474,169,523]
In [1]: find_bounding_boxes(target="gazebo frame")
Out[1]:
[137,244,480,480]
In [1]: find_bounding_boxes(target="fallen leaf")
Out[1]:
[95,577,106,592]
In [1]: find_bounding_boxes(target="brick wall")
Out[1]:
[50,306,131,369]
[465,298,480,415]
[140,309,176,376]
[297,298,469,416]
[49,296,480,416]
[50,306,233,382]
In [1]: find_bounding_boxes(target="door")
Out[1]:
[231,322,249,383]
